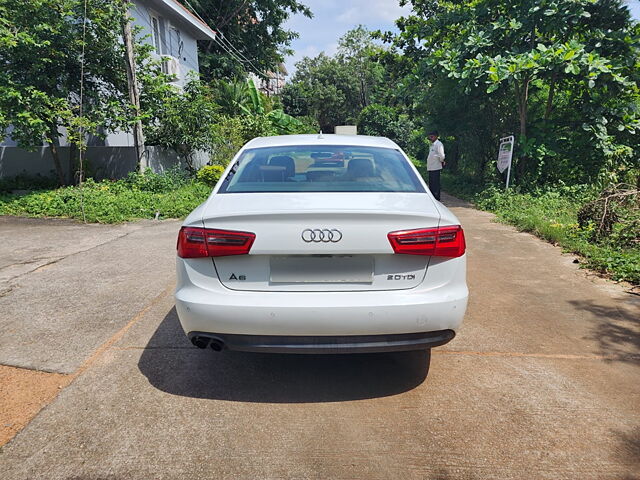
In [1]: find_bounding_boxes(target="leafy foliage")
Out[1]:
[142,77,219,170]
[184,0,312,80]
[358,104,416,152]
[0,0,131,184]
[123,167,192,193]
[0,173,58,193]
[0,171,211,223]
[140,75,314,169]
[392,0,640,185]
[473,185,639,284]
[282,26,387,132]
[196,165,226,186]
[209,115,247,166]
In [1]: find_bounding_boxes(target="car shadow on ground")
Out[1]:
[138,307,431,403]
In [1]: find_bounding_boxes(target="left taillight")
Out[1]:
[388,225,466,257]
[177,227,256,258]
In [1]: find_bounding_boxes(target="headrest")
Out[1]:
[347,158,375,177]
[268,155,295,178]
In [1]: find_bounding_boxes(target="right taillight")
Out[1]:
[177,227,255,258]
[388,225,466,257]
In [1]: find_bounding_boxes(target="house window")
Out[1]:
[151,15,163,55]
[150,13,173,77]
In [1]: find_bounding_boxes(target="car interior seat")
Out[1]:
[268,155,296,180]
[346,158,376,179]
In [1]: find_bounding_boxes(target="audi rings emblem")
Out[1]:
[301,228,343,243]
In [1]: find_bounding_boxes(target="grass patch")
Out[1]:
[441,176,640,285]
[0,170,212,223]
[440,171,486,201]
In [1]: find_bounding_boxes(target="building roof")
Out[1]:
[159,0,217,41]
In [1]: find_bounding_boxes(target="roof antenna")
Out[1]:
[317,130,324,139]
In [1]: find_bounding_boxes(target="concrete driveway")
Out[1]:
[1,197,639,479]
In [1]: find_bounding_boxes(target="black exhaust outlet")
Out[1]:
[209,338,225,352]
[191,336,210,349]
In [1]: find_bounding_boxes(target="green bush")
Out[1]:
[357,104,416,154]
[210,116,245,166]
[196,165,225,186]
[0,171,211,223]
[0,173,59,193]
[293,115,320,134]
[440,172,486,200]
[239,114,278,140]
[123,167,191,193]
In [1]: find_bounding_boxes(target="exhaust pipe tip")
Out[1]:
[191,336,210,349]
[209,338,225,352]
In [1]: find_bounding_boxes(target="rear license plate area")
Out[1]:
[269,255,373,284]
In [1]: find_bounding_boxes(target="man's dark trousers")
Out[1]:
[428,170,441,200]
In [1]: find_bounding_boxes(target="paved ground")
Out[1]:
[1,197,639,479]
[0,216,179,374]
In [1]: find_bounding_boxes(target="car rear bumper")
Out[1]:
[175,257,469,351]
[175,257,467,341]
[187,330,456,353]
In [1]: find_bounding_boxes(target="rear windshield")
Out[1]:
[217,145,425,193]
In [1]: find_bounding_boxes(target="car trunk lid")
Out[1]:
[202,192,441,291]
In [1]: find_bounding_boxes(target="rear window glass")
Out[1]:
[218,145,425,193]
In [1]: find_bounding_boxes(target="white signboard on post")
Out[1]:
[497,135,514,188]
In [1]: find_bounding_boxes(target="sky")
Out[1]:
[283,0,640,78]
[282,0,411,76]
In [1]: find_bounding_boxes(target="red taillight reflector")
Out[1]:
[388,226,466,257]
[177,227,255,258]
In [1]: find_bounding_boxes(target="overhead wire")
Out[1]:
[132,3,267,81]
[213,36,250,67]
[214,35,265,78]
[127,3,274,99]
[215,31,264,73]
[182,0,267,78]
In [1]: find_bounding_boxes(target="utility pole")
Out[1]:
[121,1,147,172]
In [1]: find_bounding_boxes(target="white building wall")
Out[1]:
[2,0,205,148]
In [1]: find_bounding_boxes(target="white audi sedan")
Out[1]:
[175,134,468,354]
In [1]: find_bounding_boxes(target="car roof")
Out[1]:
[243,134,401,150]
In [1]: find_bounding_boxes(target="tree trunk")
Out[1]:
[360,76,367,109]
[121,2,146,172]
[448,139,459,173]
[544,73,557,121]
[519,80,529,139]
[47,125,66,186]
[514,77,530,180]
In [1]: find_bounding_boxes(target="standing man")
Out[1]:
[426,130,445,201]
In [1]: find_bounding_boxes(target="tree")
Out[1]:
[337,25,386,110]
[393,0,640,184]
[358,104,415,152]
[282,27,387,132]
[282,54,357,131]
[211,79,251,116]
[0,0,130,185]
[185,0,312,80]
[142,77,219,171]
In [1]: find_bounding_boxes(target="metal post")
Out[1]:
[498,135,514,190]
